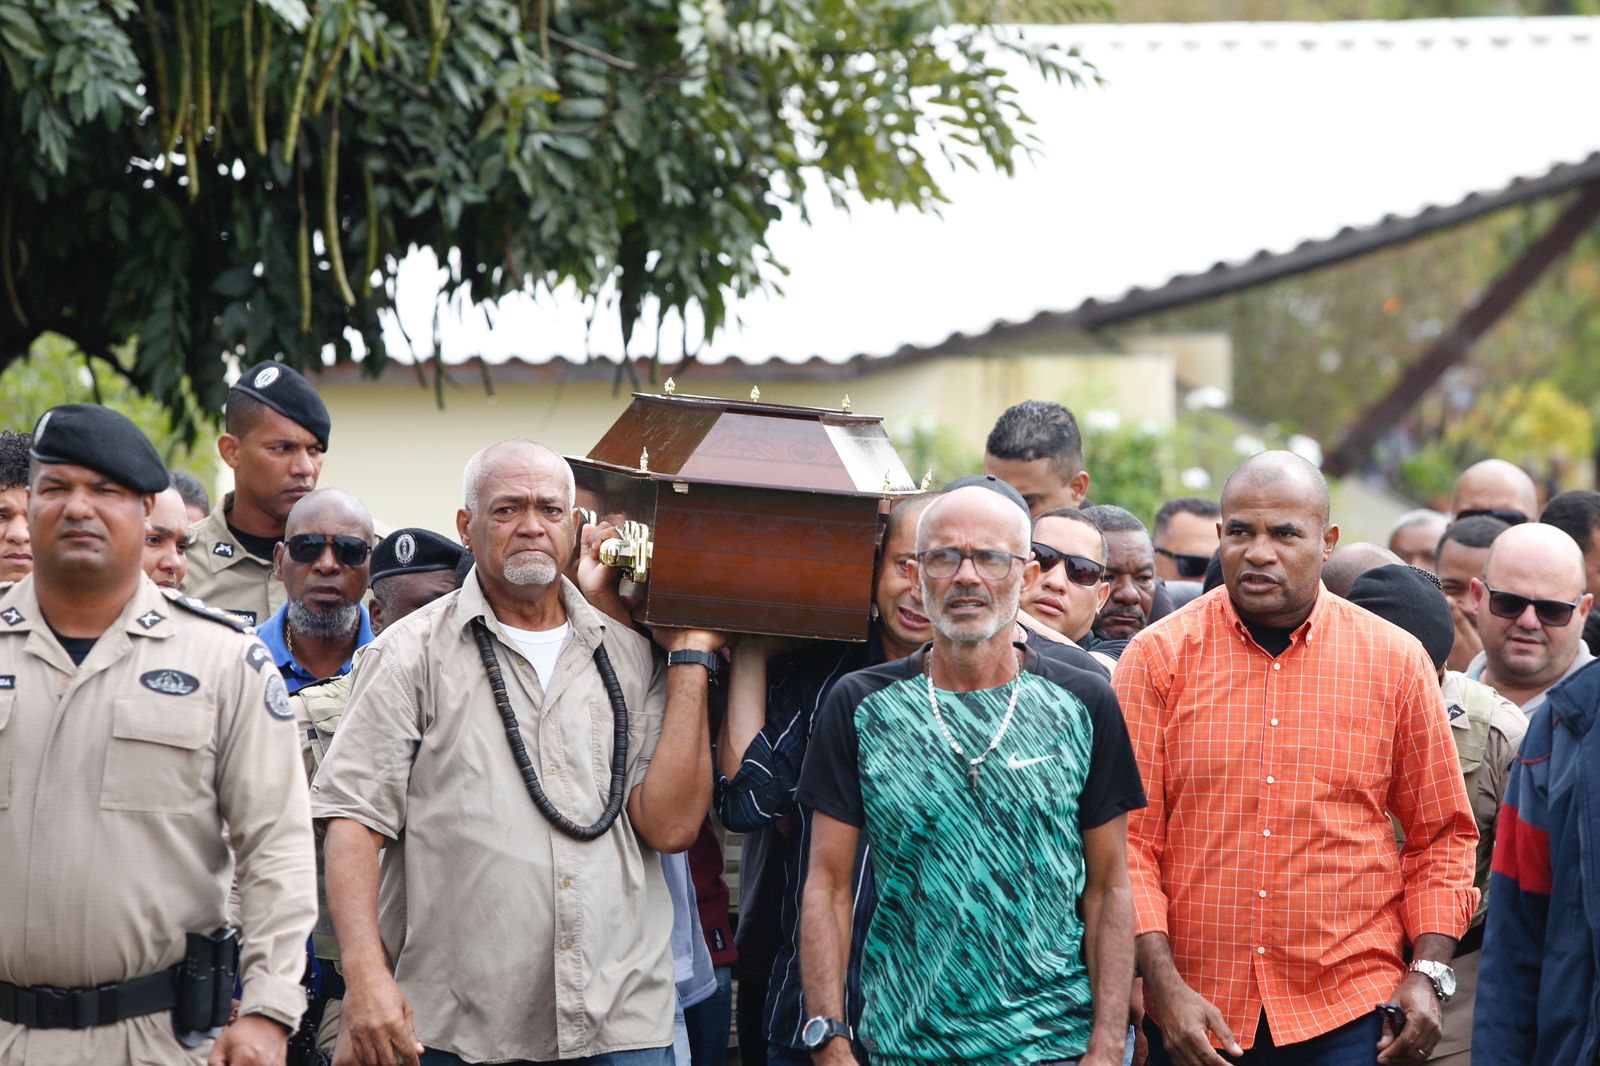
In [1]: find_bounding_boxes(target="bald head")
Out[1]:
[1483,522,1586,596]
[464,439,575,514]
[1221,451,1331,528]
[917,485,1031,556]
[1452,459,1538,522]
[1322,542,1403,598]
[284,487,373,540]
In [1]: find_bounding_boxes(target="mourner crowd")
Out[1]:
[4,360,1600,1066]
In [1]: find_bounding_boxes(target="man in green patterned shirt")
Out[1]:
[799,484,1146,1066]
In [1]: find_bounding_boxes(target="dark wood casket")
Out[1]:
[570,391,917,641]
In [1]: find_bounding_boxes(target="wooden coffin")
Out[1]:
[570,392,917,641]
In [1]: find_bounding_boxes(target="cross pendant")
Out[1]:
[967,765,980,789]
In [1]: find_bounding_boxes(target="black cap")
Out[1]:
[941,474,1030,518]
[231,361,331,450]
[29,404,169,493]
[1347,564,1454,671]
[369,528,466,587]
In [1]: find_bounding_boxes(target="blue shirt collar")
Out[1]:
[258,601,375,694]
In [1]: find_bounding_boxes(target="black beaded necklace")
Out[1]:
[471,618,630,840]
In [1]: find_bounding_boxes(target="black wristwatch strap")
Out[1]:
[666,649,719,678]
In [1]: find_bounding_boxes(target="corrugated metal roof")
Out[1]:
[373,17,1600,373]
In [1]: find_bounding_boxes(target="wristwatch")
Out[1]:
[801,1016,851,1050]
[666,648,720,681]
[1409,959,1457,1003]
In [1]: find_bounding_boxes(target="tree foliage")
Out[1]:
[0,0,1095,439]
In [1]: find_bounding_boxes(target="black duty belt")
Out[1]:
[0,966,180,1030]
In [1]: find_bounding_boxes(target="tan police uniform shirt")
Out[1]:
[183,492,285,626]
[0,575,317,1065]
[311,572,673,1063]
[1431,670,1528,1063]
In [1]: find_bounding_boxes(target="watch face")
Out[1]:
[802,1018,828,1048]
[1439,967,1457,997]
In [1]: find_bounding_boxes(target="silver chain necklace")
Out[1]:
[925,650,1022,789]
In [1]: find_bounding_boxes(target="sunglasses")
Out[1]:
[1032,543,1107,588]
[285,534,372,568]
[1456,508,1529,526]
[1156,547,1211,579]
[1483,584,1583,628]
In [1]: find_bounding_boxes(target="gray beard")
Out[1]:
[288,599,360,640]
[925,581,1021,646]
[504,553,558,587]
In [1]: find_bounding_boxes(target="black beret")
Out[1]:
[29,404,169,493]
[941,474,1030,518]
[370,528,466,587]
[1347,564,1454,671]
[231,360,331,450]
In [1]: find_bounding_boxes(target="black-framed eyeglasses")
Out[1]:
[1032,543,1106,588]
[1155,547,1211,579]
[285,534,372,568]
[1483,584,1583,628]
[1456,508,1529,526]
[916,547,1028,581]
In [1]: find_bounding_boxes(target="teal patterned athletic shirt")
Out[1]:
[798,642,1145,1066]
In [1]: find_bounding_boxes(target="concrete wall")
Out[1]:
[286,347,1175,533]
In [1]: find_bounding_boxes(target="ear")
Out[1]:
[1069,470,1091,507]
[456,508,473,553]
[272,541,284,581]
[369,596,387,633]
[141,492,156,518]
[217,433,242,471]
[1582,593,1594,619]
[1469,577,1486,607]
[1095,582,1112,612]
[1321,523,1340,560]
[1021,558,1041,589]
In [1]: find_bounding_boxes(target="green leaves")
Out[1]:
[1,0,1091,438]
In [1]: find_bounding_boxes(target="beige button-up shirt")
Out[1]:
[311,573,673,1062]
[0,575,316,1065]
[182,493,284,626]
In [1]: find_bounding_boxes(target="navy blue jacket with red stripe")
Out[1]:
[1475,658,1600,1065]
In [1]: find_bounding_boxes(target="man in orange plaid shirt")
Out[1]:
[1114,452,1478,1066]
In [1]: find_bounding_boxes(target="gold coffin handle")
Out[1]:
[581,513,654,583]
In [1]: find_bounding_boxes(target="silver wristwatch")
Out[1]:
[1409,959,1457,1003]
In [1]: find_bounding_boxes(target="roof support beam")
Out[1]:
[1323,180,1600,479]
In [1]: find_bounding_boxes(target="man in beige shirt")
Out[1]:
[185,360,331,625]
[315,440,722,1066]
[0,404,316,1065]
[1345,563,1527,1065]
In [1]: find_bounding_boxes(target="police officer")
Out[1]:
[185,361,331,626]
[0,404,317,1065]
[288,528,463,1065]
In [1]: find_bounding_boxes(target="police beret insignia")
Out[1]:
[395,533,416,567]
[141,669,200,697]
[254,366,281,389]
[264,673,293,720]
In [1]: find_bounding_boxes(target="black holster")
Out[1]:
[173,928,238,1048]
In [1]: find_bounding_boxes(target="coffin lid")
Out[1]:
[572,392,916,496]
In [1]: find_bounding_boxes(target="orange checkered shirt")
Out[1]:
[1114,585,1478,1049]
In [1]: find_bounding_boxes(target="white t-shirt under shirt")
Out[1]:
[501,622,570,693]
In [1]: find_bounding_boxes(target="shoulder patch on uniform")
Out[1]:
[213,542,235,558]
[165,593,253,632]
[264,672,293,721]
[1,606,23,626]
[0,675,14,689]
[136,609,166,630]
[141,669,201,696]
[244,641,272,672]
